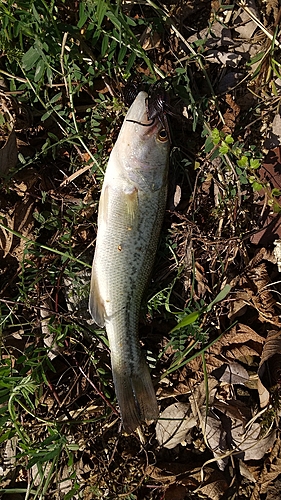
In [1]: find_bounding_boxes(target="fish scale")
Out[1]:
[89,91,170,432]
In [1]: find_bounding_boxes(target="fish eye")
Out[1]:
[157,128,168,142]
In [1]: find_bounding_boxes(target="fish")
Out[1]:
[89,91,170,433]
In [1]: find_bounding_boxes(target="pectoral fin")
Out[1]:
[124,186,138,225]
[89,266,105,327]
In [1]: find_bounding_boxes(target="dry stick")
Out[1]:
[60,32,69,98]
[60,163,94,186]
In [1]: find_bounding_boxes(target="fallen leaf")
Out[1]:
[205,414,228,471]
[190,376,218,421]
[156,402,196,449]
[198,469,229,500]
[258,437,281,494]
[204,324,264,371]
[0,197,35,261]
[164,484,188,500]
[222,93,241,134]
[257,376,270,408]
[232,5,259,39]
[0,128,17,176]
[217,362,249,385]
[213,400,252,424]
[238,459,257,483]
[147,462,199,485]
[140,26,161,50]
[258,329,281,407]
[231,421,276,461]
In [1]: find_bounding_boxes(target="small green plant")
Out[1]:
[159,284,231,376]
[203,126,281,211]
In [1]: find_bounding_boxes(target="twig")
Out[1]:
[60,32,69,97]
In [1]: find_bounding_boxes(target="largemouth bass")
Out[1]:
[89,91,170,432]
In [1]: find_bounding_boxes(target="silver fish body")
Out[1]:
[89,91,170,432]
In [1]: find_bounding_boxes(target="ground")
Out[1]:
[1,0,281,499]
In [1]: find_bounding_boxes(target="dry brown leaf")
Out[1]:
[190,376,218,421]
[205,414,228,471]
[188,324,265,375]
[214,400,252,424]
[198,470,229,500]
[0,128,17,176]
[12,167,39,197]
[239,459,257,483]
[258,329,281,407]
[1,436,17,476]
[250,149,281,244]
[227,345,262,365]
[228,290,249,321]
[217,362,249,385]
[0,213,14,258]
[222,93,241,134]
[257,377,270,408]
[250,264,280,324]
[265,0,280,22]
[146,462,199,485]
[140,26,161,50]
[195,260,212,298]
[147,462,228,496]
[258,329,281,379]
[255,437,281,495]
[215,324,264,352]
[205,409,276,468]
[229,247,280,325]
[0,197,35,261]
[164,484,188,500]
[231,421,276,461]
[230,262,279,325]
[156,402,196,449]
[207,324,264,370]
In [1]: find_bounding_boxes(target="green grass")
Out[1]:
[0,0,280,497]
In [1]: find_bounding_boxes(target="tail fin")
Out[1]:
[112,358,158,433]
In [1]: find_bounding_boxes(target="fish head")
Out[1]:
[115,91,170,191]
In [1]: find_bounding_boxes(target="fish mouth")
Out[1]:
[125,91,167,136]
[125,91,151,125]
